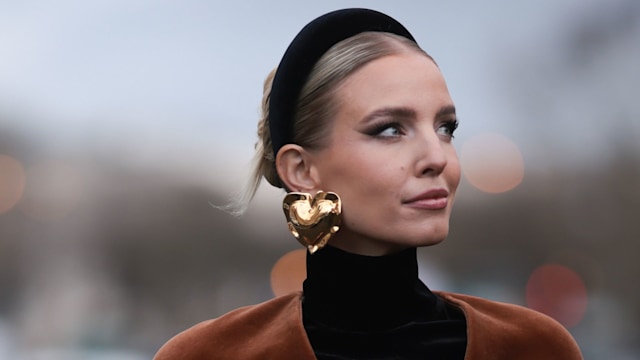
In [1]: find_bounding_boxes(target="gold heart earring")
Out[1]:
[282,191,342,254]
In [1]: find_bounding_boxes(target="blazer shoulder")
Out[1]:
[437,291,583,360]
[153,292,307,360]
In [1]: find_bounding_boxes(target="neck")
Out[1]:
[328,229,409,256]
[302,245,436,330]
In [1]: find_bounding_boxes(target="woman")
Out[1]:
[154,8,582,359]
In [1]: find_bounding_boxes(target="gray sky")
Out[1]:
[1,0,637,184]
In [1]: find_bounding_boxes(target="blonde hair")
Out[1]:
[231,32,431,215]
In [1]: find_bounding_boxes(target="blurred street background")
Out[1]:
[0,1,639,359]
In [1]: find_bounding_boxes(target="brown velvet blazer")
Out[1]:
[154,291,583,360]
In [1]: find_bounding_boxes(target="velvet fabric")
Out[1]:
[268,8,415,155]
[154,292,582,360]
[154,291,582,359]
[302,246,466,359]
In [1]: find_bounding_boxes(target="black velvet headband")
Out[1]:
[268,8,417,156]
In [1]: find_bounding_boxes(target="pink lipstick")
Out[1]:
[404,189,449,210]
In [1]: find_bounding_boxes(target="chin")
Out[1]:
[412,224,449,247]
[415,236,446,248]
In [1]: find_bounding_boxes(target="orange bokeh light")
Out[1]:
[270,249,307,297]
[526,264,588,328]
[0,155,26,214]
[461,133,525,193]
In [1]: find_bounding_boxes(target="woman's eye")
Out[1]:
[437,119,459,139]
[371,123,403,138]
[378,126,401,137]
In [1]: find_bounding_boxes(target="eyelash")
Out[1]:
[368,119,459,139]
[369,121,404,138]
[438,119,459,139]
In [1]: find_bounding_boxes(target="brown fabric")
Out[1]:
[153,294,315,359]
[154,291,582,360]
[437,292,583,360]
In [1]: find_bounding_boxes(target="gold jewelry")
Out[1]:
[282,191,341,254]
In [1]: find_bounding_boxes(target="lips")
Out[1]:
[403,189,449,210]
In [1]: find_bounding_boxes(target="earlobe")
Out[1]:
[276,144,319,192]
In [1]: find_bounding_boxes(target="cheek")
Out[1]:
[447,150,462,191]
[314,140,410,202]
[322,155,403,201]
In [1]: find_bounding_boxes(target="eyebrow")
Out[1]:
[361,105,456,124]
[361,107,416,124]
[436,105,456,117]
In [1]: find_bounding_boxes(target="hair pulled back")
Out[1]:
[233,32,430,214]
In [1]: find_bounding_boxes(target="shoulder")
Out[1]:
[153,292,313,360]
[438,291,560,325]
[436,291,583,360]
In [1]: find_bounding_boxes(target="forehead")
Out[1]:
[335,53,451,116]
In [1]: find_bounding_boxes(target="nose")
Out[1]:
[414,131,448,177]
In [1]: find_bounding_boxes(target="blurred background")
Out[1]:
[0,0,638,359]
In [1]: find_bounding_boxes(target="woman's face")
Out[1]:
[308,51,460,256]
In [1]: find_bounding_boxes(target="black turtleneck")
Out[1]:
[302,245,467,360]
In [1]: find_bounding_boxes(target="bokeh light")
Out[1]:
[0,155,26,214]
[460,133,525,193]
[270,249,306,297]
[526,264,588,328]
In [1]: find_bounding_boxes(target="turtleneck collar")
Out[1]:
[302,245,439,331]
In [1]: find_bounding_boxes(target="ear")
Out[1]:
[276,144,320,192]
